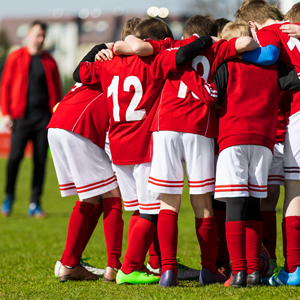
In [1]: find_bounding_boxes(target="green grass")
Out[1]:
[0,158,299,299]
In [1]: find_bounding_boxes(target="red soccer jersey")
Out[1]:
[255,22,300,115]
[146,34,198,54]
[78,49,178,165]
[276,91,291,143]
[151,38,238,137]
[47,83,109,149]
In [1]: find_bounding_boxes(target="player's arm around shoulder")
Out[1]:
[235,36,259,54]
[280,24,300,38]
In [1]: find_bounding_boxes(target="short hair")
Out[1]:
[134,17,174,41]
[271,5,284,21]
[183,15,217,38]
[30,20,47,31]
[235,0,280,25]
[284,2,300,23]
[221,22,251,40]
[215,18,231,38]
[121,17,142,41]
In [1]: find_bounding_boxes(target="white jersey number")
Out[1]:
[177,55,211,99]
[287,37,300,53]
[108,76,146,122]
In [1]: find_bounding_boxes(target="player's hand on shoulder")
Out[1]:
[211,36,221,44]
[95,49,114,62]
[3,115,13,129]
[280,24,300,38]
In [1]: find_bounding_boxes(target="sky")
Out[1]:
[0,0,196,21]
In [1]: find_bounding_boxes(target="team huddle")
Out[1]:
[47,0,300,288]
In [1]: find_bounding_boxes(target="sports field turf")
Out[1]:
[0,157,299,299]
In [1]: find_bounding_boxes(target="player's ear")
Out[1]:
[248,21,257,31]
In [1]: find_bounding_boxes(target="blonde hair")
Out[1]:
[221,21,251,40]
[121,17,142,41]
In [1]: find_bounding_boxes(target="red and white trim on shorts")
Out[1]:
[139,202,161,211]
[123,199,139,209]
[215,184,249,193]
[76,175,117,194]
[188,178,215,189]
[284,166,300,174]
[268,175,284,184]
[148,177,184,188]
[60,182,76,191]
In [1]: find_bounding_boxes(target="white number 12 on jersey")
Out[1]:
[108,75,146,122]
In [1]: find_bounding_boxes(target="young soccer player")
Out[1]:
[73,17,214,285]
[236,0,300,285]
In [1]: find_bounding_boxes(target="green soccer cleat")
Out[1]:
[116,269,159,285]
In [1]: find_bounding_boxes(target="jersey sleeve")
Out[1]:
[152,48,178,79]
[79,61,102,85]
[256,27,281,49]
[144,38,171,54]
[172,34,199,47]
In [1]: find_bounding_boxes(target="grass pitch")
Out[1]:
[0,158,299,299]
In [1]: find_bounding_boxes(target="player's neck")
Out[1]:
[259,18,279,29]
[27,45,43,56]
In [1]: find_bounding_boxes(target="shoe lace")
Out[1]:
[80,257,94,268]
[270,259,277,267]
[272,266,284,281]
[176,257,188,271]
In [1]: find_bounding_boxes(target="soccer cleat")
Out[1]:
[103,266,118,283]
[58,264,99,282]
[224,271,247,288]
[176,258,200,280]
[264,259,277,278]
[247,270,261,287]
[79,257,105,276]
[116,270,159,285]
[54,259,105,277]
[269,266,300,286]
[199,268,228,285]
[146,263,161,275]
[1,195,14,217]
[27,202,47,219]
[159,270,178,287]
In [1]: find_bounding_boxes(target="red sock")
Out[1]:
[128,210,139,238]
[283,216,300,273]
[81,202,103,253]
[245,220,263,274]
[158,210,178,275]
[226,221,246,275]
[103,197,124,269]
[195,216,217,274]
[121,217,156,274]
[60,201,94,267]
[148,229,161,269]
[213,208,229,264]
[261,210,277,261]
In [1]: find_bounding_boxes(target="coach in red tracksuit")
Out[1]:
[0,20,61,218]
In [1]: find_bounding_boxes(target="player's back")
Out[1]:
[94,51,178,165]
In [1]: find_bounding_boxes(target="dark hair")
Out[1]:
[235,0,280,24]
[183,15,217,38]
[30,20,47,31]
[284,2,300,23]
[121,17,142,41]
[215,18,231,38]
[134,17,174,41]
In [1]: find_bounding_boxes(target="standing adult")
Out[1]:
[0,20,61,218]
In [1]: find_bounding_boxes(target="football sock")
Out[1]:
[195,216,217,274]
[213,207,229,265]
[103,197,124,269]
[283,216,300,273]
[81,202,103,253]
[158,209,178,275]
[148,229,161,269]
[121,216,156,274]
[60,200,94,268]
[128,210,140,238]
[245,220,263,274]
[226,221,246,275]
[261,210,277,261]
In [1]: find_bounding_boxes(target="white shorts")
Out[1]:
[48,128,118,200]
[115,162,160,214]
[215,145,272,199]
[268,142,284,186]
[104,132,117,173]
[284,111,300,180]
[148,131,215,195]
